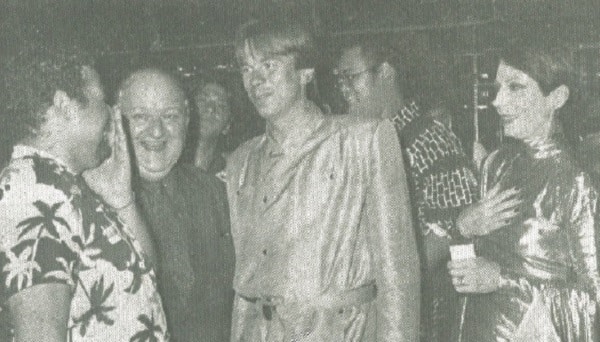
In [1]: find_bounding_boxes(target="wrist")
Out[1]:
[496,267,516,291]
[111,192,135,211]
[456,219,473,239]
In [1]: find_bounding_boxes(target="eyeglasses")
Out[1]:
[333,65,378,86]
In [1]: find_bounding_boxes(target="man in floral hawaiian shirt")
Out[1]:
[0,30,168,341]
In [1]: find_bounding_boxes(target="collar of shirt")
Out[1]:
[263,102,325,157]
[390,100,421,130]
[11,144,74,174]
[137,166,178,197]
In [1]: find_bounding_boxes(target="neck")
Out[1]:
[194,138,218,169]
[22,136,82,174]
[380,88,405,119]
[266,98,316,144]
[522,121,555,148]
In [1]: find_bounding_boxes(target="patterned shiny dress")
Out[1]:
[458,138,600,342]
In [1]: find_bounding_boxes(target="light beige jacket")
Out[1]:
[226,107,420,342]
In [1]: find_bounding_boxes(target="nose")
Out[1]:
[337,81,353,103]
[492,87,504,110]
[248,68,266,87]
[147,116,166,138]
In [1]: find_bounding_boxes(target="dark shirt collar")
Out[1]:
[390,100,421,130]
[137,165,179,197]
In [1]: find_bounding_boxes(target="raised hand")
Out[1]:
[457,183,521,237]
[83,107,134,209]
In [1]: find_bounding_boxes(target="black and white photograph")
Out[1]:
[0,0,599,341]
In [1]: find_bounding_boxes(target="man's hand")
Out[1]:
[457,183,521,237]
[83,107,133,209]
[448,257,502,293]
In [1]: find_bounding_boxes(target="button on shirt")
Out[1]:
[226,105,420,342]
[136,164,234,342]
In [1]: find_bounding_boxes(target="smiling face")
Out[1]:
[334,46,382,117]
[238,40,309,121]
[119,70,189,182]
[493,61,561,142]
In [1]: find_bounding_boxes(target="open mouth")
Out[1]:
[140,140,167,151]
[252,89,273,102]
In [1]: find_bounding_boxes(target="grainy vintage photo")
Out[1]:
[0,1,599,341]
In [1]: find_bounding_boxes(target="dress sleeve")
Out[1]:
[366,120,420,342]
[0,166,79,303]
[565,173,600,299]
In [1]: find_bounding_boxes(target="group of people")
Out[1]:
[0,12,599,342]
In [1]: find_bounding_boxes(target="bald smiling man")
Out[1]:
[117,68,235,342]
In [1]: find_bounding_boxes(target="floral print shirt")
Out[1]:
[0,145,168,341]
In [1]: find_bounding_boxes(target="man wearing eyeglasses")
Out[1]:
[334,37,478,342]
[117,68,235,342]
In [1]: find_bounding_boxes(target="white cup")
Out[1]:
[450,243,476,261]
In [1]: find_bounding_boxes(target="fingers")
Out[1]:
[494,196,522,212]
[111,106,128,160]
[484,182,505,199]
[448,259,476,272]
[486,188,520,206]
[492,187,520,203]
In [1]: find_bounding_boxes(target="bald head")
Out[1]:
[118,68,189,182]
[118,68,187,108]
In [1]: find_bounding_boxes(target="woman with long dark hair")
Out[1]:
[448,40,600,341]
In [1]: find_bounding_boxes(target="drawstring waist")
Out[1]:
[239,282,377,321]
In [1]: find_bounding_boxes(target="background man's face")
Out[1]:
[195,83,232,138]
[69,66,112,172]
[334,46,381,117]
[120,72,189,182]
[239,40,306,120]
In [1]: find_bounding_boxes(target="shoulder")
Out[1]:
[553,152,598,195]
[227,135,263,172]
[326,114,395,143]
[0,157,36,198]
[0,156,63,208]
[177,164,226,196]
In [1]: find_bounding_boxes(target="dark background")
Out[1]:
[1,0,600,156]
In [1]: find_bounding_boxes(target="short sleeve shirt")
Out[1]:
[0,146,169,341]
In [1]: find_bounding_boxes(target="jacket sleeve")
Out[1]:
[366,120,421,341]
[567,173,600,300]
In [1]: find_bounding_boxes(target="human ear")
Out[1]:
[52,90,78,120]
[299,68,315,85]
[378,62,396,81]
[548,85,569,110]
